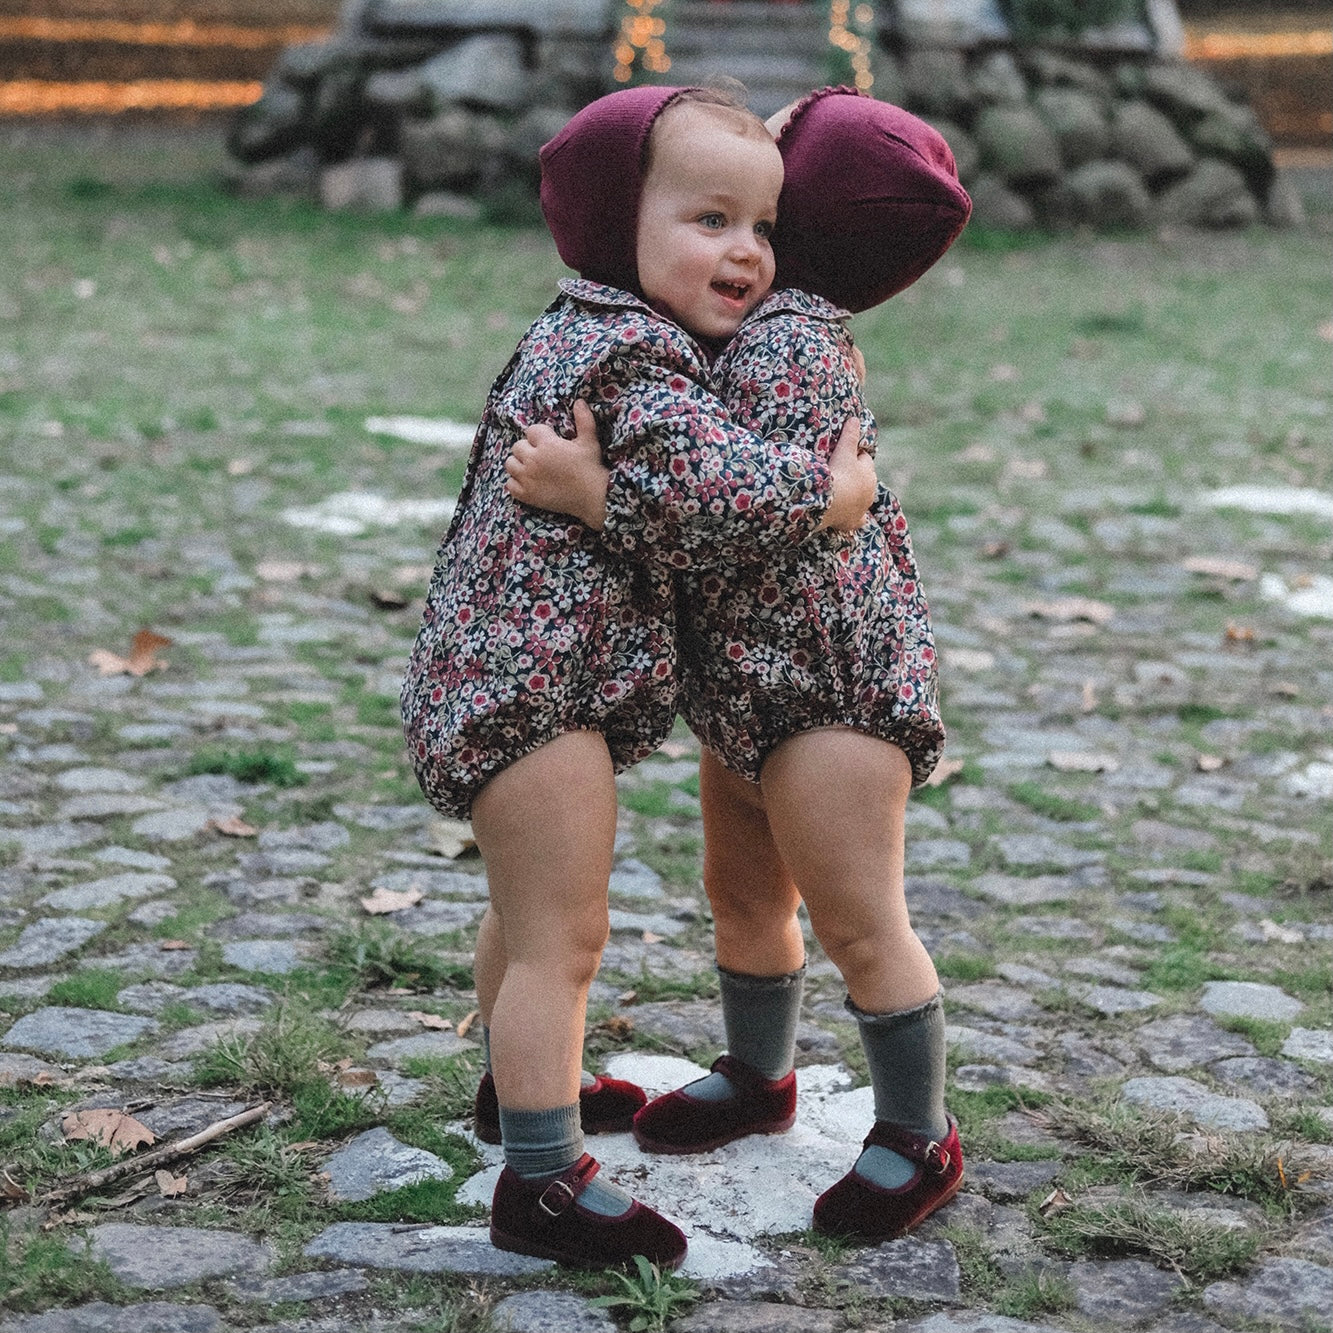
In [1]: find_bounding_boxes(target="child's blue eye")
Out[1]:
[699,214,725,230]
[755,220,775,240]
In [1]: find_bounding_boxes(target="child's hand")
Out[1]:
[851,344,867,387]
[505,399,611,530]
[819,415,877,532]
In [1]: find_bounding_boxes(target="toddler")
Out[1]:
[509,87,972,1242]
[401,84,874,1270]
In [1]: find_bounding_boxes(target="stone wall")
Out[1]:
[226,0,1300,228]
[226,0,617,217]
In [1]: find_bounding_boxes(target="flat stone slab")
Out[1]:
[1203,1257,1333,1330]
[0,1302,222,1333]
[1070,1257,1184,1322]
[1134,1014,1255,1071]
[39,872,175,911]
[1199,980,1304,1022]
[675,1302,838,1333]
[226,1270,370,1303]
[0,917,106,968]
[833,1237,962,1302]
[1072,983,1163,1015]
[321,1126,453,1201]
[1121,1076,1268,1131]
[0,1051,66,1085]
[221,939,303,974]
[302,1221,551,1276]
[1282,1027,1333,1063]
[365,1031,477,1063]
[3,1007,156,1059]
[84,1223,273,1289]
[490,1290,616,1333]
[897,1316,1068,1333]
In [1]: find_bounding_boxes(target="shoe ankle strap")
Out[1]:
[535,1153,599,1218]
[864,1118,955,1174]
[711,1053,790,1091]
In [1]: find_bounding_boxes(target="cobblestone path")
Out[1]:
[1,251,1331,1330]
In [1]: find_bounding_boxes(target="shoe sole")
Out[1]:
[814,1168,965,1242]
[633,1110,797,1155]
[490,1225,686,1272]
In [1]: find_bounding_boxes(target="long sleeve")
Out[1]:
[593,352,834,566]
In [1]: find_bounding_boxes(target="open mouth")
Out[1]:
[711,280,749,304]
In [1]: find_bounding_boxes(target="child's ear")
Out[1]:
[765,102,799,137]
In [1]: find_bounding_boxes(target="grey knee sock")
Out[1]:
[497,1102,631,1217]
[685,964,804,1102]
[848,992,949,1189]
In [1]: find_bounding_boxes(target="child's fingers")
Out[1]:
[572,399,597,435]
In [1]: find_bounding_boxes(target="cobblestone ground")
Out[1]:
[1,208,1331,1329]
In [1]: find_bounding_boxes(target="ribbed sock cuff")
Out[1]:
[719,963,805,1081]
[498,1101,583,1178]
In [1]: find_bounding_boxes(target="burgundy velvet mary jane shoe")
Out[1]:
[632,1054,796,1154]
[489,1154,687,1270]
[813,1115,963,1241]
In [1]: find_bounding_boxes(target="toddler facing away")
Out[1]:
[402,85,876,1270]
[507,87,973,1245]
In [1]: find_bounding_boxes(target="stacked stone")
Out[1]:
[874,40,1302,230]
[226,0,615,217]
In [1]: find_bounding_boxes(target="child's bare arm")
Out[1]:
[504,400,610,530]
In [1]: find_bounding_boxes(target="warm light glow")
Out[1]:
[829,0,875,93]
[614,0,671,81]
[1185,30,1333,60]
[0,16,328,49]
[0,79,263,116]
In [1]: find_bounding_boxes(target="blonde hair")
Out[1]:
[643,84,772,173]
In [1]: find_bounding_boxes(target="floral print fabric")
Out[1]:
[674,288,945,785]
[402,280,834,817]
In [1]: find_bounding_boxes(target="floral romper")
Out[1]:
[675,288,945,786]
[402,280,836,818]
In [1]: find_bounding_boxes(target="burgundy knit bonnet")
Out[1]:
[539,85,690,296]
[773,87,972,313]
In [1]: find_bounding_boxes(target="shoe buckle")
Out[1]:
[536,1178,577,1217]
[924,1140,950,1175]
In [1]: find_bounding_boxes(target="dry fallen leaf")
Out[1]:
[255,560,317,582]
[923,757,966,788]
[159,939,192,951]
[1081,680,1099,713]
[406,1010,453,1031]
[641,931,664,944]
[61,1109,156,1156]
[1048,751,1119,774]
[207,815,258,838]
[1039,1187,1074,1217]
[1197,753,1226,772]
[428,818,476,859]
[154,1169,188,1197]
[227,457,254,476]
[1026,597,1115,626]
[1183,555,1259,582]
[617,990,639,1005]
[88,629,172,678]
[1224,622,1255,644]
[359,887,424,915]
[592,1015,635,1040]
[335,1068,379,1089]
[456,1010,479,1039]
[1,1169,28,1202]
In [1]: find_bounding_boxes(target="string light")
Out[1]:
[614,0,670,83]
[828,0,876,92]
[0,79,262,116]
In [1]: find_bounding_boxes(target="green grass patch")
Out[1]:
[187,745,307,788]
[935,953,997,983]
[1007,780,1100,823]
[0,1218,127,1314]
[327,925,474,993]
[44,968,129,1010]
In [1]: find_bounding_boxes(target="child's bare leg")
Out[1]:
[632,751,803,1149]
[470,730,615,1113]
[700,749,803,977]
[760,728,960,1234]
[757,729,938,1014]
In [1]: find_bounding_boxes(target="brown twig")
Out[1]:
[37,1101,271,1209]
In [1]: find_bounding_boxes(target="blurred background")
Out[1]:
[0,0,1326,157]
